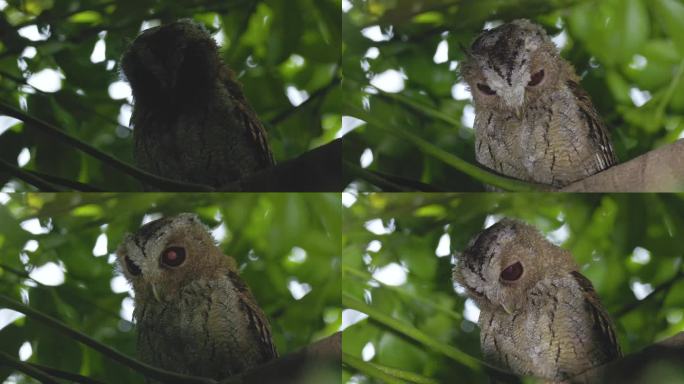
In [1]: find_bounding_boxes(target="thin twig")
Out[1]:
[0,350,60,384]
[615,259,684,318]
[0,101,214,191]
[344,101,544,191]
[368,362,440,384]
[0,69,132,132]
[0,157,66,191]
[0,263,128,323]
[28,362,107,384]
[343,352,407,384]
[26,170,105,191]
[269,75,341,125]
[342,292,480,370]
[654,59,684,127]
[343,265,462,321]
[343,160,412,191]
[0,294,217,384]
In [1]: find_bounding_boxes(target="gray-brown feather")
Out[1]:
[462,19,617,187]
[121,20,274,188]
[454,219,621,382]
[136,277,276,378]
[116,214,277,381]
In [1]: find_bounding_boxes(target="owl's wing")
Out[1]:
[566,80,619,170]
[222,68,276,168]
[227,270,279,360]
[569,271,622,360]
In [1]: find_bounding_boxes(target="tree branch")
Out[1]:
[572,332,684,383]
[221,332,341,384]
[561,139,684,192]
[218,138,343,191]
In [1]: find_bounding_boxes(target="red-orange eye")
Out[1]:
[161,247,186,267]
[500,262,523,281]
[477,83,497,95]
[125,256,142,276]
[528,70,544,86]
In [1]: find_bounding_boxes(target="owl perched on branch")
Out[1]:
[121,20,274,189]
[453,219,621,382]
[461,19,617,188]
[116,213,277,379]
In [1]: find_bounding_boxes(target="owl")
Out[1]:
[453,219,621,382]
[116,213,277,379]
[120,20,274,189]
[461,19,617,188]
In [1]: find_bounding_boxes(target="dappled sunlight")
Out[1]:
[90,32,107,63]
[359,148,374,168]
[26,68,63,93]
[369,69,406,93]
[435,233,451,257]
[29,262,65,286]
[372,263,407,286]
[92,233,108,257]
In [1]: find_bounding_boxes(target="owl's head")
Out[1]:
[461,19,568,115]
[116,213,233,302]
[120,19,221,107]
[453,219,574,314]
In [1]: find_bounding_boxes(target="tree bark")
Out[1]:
[571,332,684,384]
[222,332,341,384]
[561,139,684,192]
[219,139,343,192]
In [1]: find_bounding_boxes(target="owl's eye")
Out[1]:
[528,70,544,86]
[500,262,523,281]
[125,256,142,276]
[477,83,497,95]
[161,247,186,267]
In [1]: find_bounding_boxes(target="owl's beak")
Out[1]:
[515,108,523,120]
[151,283,162,302]
[501,302,514,315]
[501,86,526,119]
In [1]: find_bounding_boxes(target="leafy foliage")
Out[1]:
[342,0,684,191]
[342,193,684,383]
[0,0,341,191]
[0,193,341,383]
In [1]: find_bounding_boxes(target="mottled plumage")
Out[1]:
[461,20,617,187]
[116,213,277,379]
[121,20,274,188]
[453,219,621,382]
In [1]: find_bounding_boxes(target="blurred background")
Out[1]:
[0,0,341,191]
[0,192,341,383]
[341,0,684,191]
[342,192,684,383]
